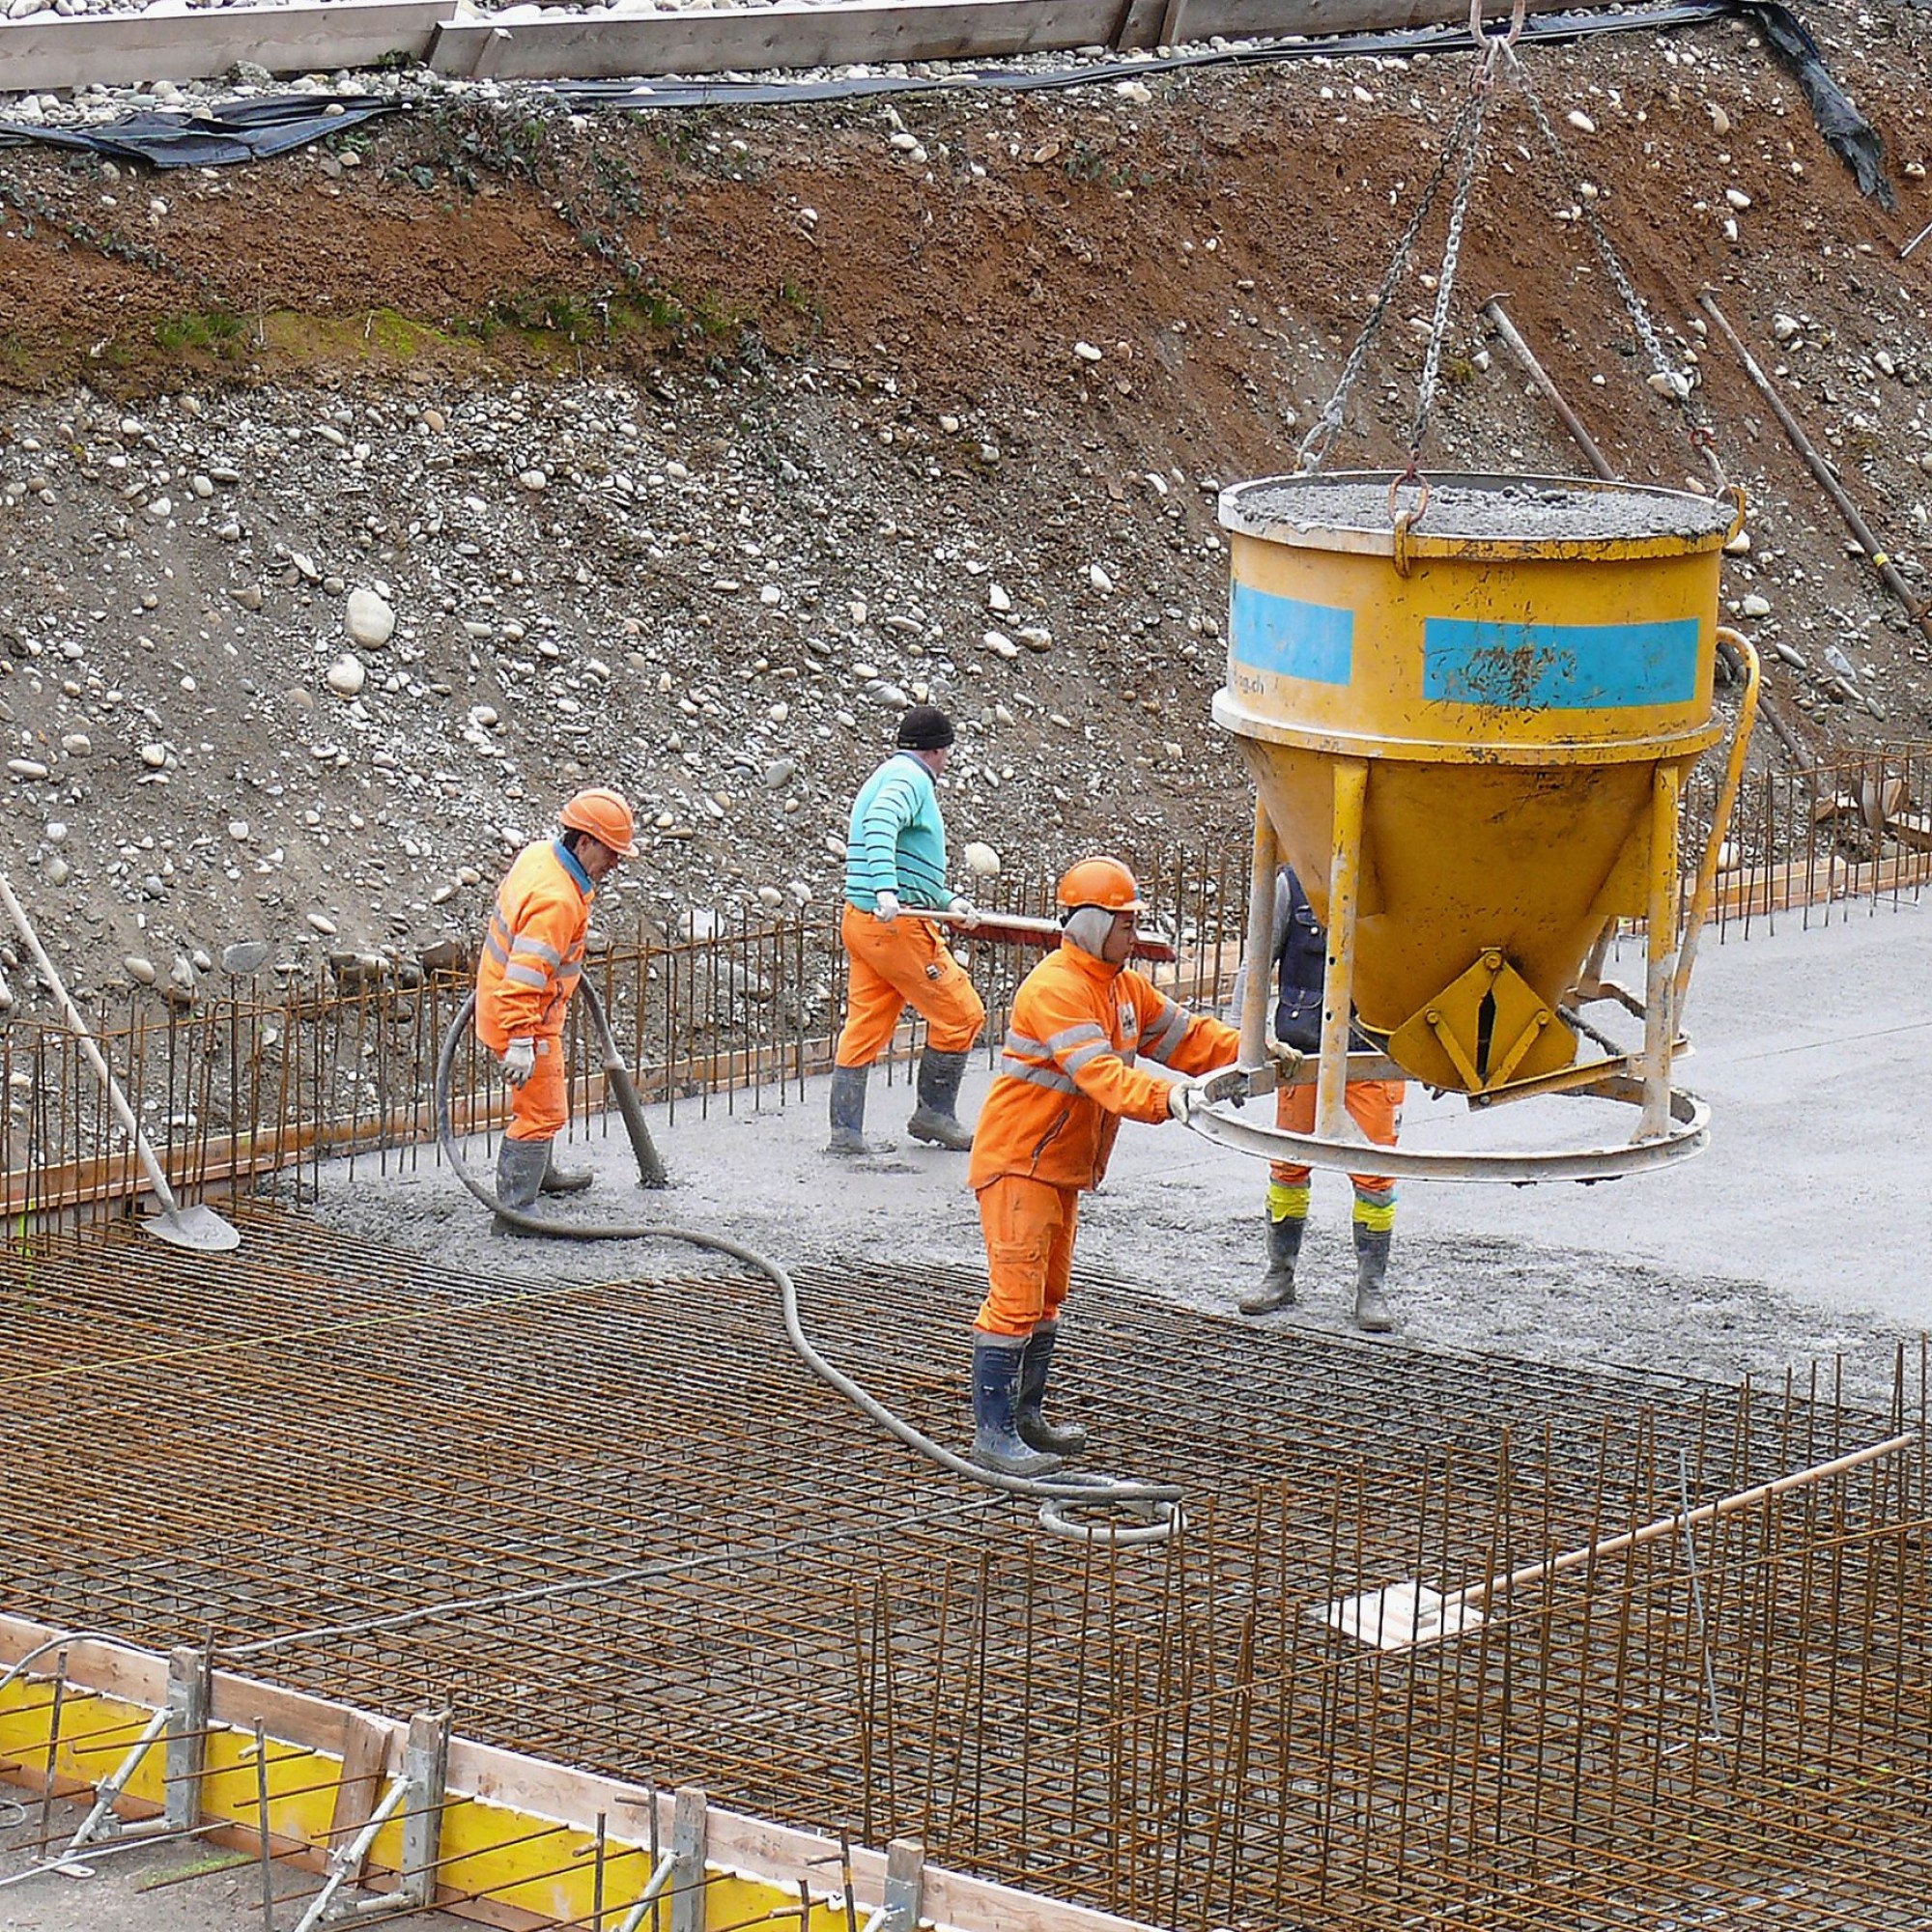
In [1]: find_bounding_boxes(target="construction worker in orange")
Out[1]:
[830,705,985,1158]
[1238,863,1403,1332]
[474,786,638,1228]
[965,857,1239,1475]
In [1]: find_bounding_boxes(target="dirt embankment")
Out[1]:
[0,5,1929,1002]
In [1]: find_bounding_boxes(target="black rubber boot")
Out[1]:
[828,1063,896,1156]
[493,1136,552,1235]
[539,1146,595,1194]
[906,1047,975,1151]
[1352,1220,1395,1333]
[1238,1213,1305,1316]
[1015,1319,1088,1457]
[970,1334,1063,1477]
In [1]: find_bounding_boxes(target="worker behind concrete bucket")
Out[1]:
[474,786,639,1230]
[963,857,1242,1476]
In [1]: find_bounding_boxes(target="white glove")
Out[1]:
[1266,1037,1304,1075]
[873,890,901,923]
[948,895,980,930]
[1167,1079,1201,1124]
[500,1037,537,1087]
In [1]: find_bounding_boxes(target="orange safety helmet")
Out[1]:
[558,786,639,858]
[1056,856,1144,915]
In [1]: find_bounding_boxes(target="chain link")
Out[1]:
[1296,88,1486,473]
[1500,40,1728,485]
[1407,87,1490,459]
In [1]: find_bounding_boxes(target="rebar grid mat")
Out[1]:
[5,1208,1930,1929]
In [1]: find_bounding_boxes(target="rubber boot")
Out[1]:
[493,1136,552,1235]
[1352,1220,1395,1333]
[1014,1319,1088,1457]
[828,1063,896,1156]
[539,1145,595,1194]
[970,1334,1063,1477]
[1238,1213,1304,1316]
[906,1047,975,1151]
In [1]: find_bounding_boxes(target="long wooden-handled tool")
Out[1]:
[0,868,241,1252]
[924,907,1178,964]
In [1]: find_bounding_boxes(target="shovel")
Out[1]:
[0,869,241,1252]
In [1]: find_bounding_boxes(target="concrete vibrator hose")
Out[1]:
[435,989,1185,1547]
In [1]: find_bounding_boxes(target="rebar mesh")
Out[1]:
[5,1208,1929,1929]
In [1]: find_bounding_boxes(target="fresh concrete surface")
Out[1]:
[317,895,1931,1411]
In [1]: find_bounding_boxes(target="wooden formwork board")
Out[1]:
[0,0,446,92]
[0,0,1588,93]
[0,1613,1160,1932]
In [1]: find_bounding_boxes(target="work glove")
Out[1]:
[499,1037,537,1088]
[1265,1037,1304,1077]
[873,890,901,923]
[1167,1078,1206,1125]
[948,895,980,931]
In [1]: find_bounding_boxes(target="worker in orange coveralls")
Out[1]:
[474,786,638,1227]
[830,705,986,1157]
[963,857,1241,1475]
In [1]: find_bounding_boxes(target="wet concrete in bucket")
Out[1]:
[1227,474,1737,542]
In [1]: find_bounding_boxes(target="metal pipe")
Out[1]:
[1314,759,1369,1143]
[1480,294,1614,479]
[1238,797,1278,1067]
[1699,292,1932,654]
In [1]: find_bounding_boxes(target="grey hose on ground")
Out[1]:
[435,992,1185,1520]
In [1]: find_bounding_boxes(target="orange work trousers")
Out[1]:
[1269,1077,1405,1195]
[836,903,985,1066]
[505,1029,569,1142]
[974,1173,1080,1339]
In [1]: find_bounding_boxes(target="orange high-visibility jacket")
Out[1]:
[475,839,595,1052]
[968,941,1238,1194]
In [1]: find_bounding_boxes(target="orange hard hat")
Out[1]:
[1056,856,1144,915]
[559,786,639,858]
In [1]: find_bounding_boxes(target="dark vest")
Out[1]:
[1272,869,1327,1051]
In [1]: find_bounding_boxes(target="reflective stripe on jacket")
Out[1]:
[967,941,1239,1194]
[475,838,594,1050]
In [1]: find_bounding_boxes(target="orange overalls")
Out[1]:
[475,839,593,1143]
[967,943,1238,1337]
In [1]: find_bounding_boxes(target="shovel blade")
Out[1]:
[1317,1580,1485,1651]
[143,1204,242,1253]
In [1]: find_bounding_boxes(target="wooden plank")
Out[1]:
[0,0,444,91]
[427,0,1586,81]
[328,1706,401,1877]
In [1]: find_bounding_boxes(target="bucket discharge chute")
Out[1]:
[1197,470,1760,1185]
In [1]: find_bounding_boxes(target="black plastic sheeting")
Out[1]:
[0,0,1889,206]
[0,92,403,169]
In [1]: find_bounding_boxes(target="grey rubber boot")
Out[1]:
[540,1145,595,1194]
[1352,1220,1395,1333]
[493,1136,552,1234]
[1015,1319,1088,1457]
[906,1047,975,1151]
[971,1334,1063,1477]
[1238,1213,1305,1316]
[828,1063,896,1156]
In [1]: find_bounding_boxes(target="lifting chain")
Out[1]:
[1299,0,1730,504]
[1498,38,1730,491]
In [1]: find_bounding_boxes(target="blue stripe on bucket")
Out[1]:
[1231,582,1354,686]
[1422,616,1701,709]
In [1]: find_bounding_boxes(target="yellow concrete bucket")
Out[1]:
[1193,470,1761,1184]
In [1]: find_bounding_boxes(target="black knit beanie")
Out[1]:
[895,704,955,751]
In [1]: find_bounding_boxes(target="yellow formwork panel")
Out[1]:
[0,1669,846,1931]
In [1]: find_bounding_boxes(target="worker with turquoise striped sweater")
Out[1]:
[831,706,985,1158]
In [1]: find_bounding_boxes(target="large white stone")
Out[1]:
[346,587,395,648]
